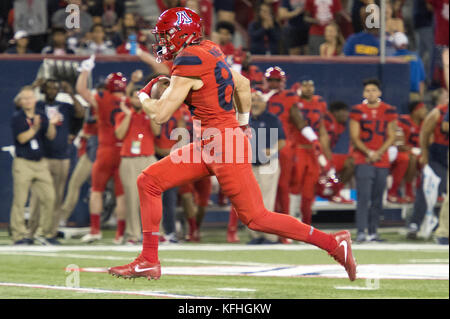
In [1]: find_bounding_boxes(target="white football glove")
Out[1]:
[78,55,96,72]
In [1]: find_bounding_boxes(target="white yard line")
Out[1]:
[0,243,447,252]
[0,282,222,299]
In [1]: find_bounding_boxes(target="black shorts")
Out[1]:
[214,0,234,12]
[284,25,310,48]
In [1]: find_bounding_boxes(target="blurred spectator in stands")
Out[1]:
[248,2,282,55]
[349,78,398,243]
[9,86,58,245]
[13,0,49,53]
[42,27,76,55]
[319,22,345,56]
[79,23,116,55]
[241,51,264,88]
[116,27,149,55]
[214,21,246,72]
[351,0,371,34]
[304,0,351,55]
[0,0,14,53]
[214,0,235,23]
[427,0,449,89]
[278,0,309,55]
[51,0,93,39]
[344,6,381,56]
[28,79,85,243]
[413,0,433,83]
[392,32,426,101]
[4,30,33,54]
[385,0,405,34]
[89,0,125,25]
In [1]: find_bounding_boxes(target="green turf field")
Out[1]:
[0,228,448,299]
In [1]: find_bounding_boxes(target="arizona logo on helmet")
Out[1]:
[176,10,193,26]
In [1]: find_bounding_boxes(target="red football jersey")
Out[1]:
[171,40,240,132]
[433,104,449,146]
[397,114,421,148]
[267,90,299,141]
[154,106,185,150]
[290,95,327,146]
[115,110,155,157]
[323,111,347,149]
[350,102,398,167]
[95,90,125,147]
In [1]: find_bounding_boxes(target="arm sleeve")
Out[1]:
[349,106,362,121]
[11,114,28,138]
[385,107,398,122]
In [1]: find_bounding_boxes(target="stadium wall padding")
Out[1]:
[0,55,410,223]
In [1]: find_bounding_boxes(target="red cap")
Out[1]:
[264,66,286,80]
[105,72,128,93]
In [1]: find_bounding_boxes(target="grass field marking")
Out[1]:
[216,288,256,292]
[0,251,132,261]
[404,259,449,263]
[334,286,379,290]
[0,251,293,267]
[0,282,223,299]
[0,243,448,252]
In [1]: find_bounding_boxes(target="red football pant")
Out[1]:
[138,134,337,259]
[91,146,124,196]
[275,141,294,215]
[389,151,410,195]
[290,147,320,225]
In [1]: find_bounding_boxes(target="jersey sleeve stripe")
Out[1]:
[174,55,202,66]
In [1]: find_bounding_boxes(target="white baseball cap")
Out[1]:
[392,32,408,48]
[13,30,29,40]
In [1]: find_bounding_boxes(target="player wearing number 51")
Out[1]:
[349,79,398,243]
[108,7,356,282]
[9,86,59,245]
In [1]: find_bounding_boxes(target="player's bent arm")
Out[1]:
[349,119,370,156]
[142,75,195,125]
[150,120,161,136]
[115,114,132,140]
[76,70,98,109]
[46,122,57,141]
[137,49,170,75]
[419,108,440,161]
[17,128,38,144]
[231,69,251,115]
[376,121,397,155]
[319,122,333,160]
[289,105,307,131]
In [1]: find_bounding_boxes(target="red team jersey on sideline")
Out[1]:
[115,110,156,157]
[267,90,299,141]
[350,102,398,168]
[323,111,347,149]
[171,40,239,132]
[155,106,185,150]
[290,95,327,146]
[95,90,125,147]
[397,114,421,148]
[433,104,449,146]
